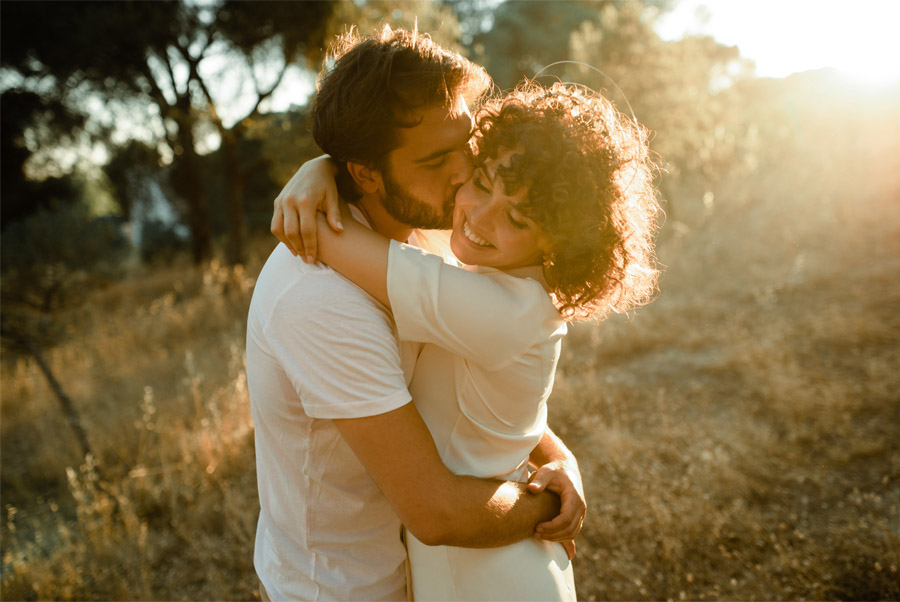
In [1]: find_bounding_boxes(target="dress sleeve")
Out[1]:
[264,270,412,419]
[386,240,563,370]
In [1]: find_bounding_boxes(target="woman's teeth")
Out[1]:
[463,220,492,247]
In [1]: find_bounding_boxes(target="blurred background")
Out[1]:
[1,1,898,600]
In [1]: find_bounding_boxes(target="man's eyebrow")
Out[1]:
[413,146,456,164]
[413,123,475,164]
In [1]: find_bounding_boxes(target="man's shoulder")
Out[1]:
[254,244,391,320]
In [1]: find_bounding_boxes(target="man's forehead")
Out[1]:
[395,100,473,156]
[448,95,470,120]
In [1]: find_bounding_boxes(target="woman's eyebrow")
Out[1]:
[474,164,498,187]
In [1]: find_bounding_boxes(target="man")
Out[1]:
[249,27,583,600]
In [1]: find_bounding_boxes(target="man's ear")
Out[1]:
[346,161,382,195]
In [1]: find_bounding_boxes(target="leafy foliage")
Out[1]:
[470,0,672,90]
[0,90,86,228]
[564,3,756,213]
[0,204,127,360]
[1,0,336,264]
[327,0,464,51]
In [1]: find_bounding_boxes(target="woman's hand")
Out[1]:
[271,155,343,263]
[527,460,586,558]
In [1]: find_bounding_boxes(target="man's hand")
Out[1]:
[527,460,586,557]
[271,155,343,263]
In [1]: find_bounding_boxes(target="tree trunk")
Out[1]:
[26,339,95,465]
[222,132,246,266]
[172,115,212,265]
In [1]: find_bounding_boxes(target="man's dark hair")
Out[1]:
[311,26,491,201]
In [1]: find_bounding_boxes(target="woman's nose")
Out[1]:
[466,194,497,228]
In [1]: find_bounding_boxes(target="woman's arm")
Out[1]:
[316,205,562,368]
[272,155,343,263]
[315,205,392,307]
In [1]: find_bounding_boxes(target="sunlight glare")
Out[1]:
[657,0,900,85]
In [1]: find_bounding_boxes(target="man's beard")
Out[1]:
[382,167,454,230]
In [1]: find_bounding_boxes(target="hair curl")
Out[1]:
[311,26,491,201]
[472,82,662,321]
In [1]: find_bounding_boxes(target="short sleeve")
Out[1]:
[265,270,411,419]
[386,240,564,370]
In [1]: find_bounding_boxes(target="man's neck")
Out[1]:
[351,195,414,243]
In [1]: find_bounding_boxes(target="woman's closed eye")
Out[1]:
[506,208,528,229]
[473,168,491,192]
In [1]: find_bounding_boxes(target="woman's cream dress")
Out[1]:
[387,240,576,602]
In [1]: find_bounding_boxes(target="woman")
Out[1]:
[275,82,660,601]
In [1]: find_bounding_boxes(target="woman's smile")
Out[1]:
[462,217,493,247]
[450,150,549,271]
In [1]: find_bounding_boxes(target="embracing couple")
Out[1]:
[246,25,660,601]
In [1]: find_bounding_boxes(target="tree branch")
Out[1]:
[241,57,289,123]
[139,62,173,118]
[161,49,180,98]
[138,63,178,149]
[189,63,223,131]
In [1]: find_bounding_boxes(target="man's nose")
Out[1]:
[448,149,473,188]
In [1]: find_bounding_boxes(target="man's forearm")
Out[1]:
[334,403,561,549]
[423,475,561,548]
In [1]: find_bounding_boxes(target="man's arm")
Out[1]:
[335,402,561,547]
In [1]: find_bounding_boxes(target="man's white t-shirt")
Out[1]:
[246,209,422,600]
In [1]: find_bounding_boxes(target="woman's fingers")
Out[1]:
[535,503,583,541]
[270,155,341,262]
[325,187,344,233]
[297,199,319,264]
[531,466,586,541]
[271,202,297,255]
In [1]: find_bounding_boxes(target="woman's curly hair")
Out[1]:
[471,82,662,321]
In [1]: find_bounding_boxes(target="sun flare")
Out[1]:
[658,0,900,86]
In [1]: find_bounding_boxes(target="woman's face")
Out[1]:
[450,150,550,271]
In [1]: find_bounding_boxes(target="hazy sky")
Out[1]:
[267,0,900,113]
[656,0,900,84]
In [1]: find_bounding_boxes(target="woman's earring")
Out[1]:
[543,252,555,270]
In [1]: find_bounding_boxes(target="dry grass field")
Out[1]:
[2,88,899,600]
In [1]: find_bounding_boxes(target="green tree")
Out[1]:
[192,0,335,265]
[565,2,755,218]
[468,0,670,90]
[0,90,85,229]
[2,0,212,261]
[327,0,463,51]
[1,0,336,264]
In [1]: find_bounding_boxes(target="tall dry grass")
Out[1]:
[2,257,264,600]
[2,86,899,601]
[550,92,900,599]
